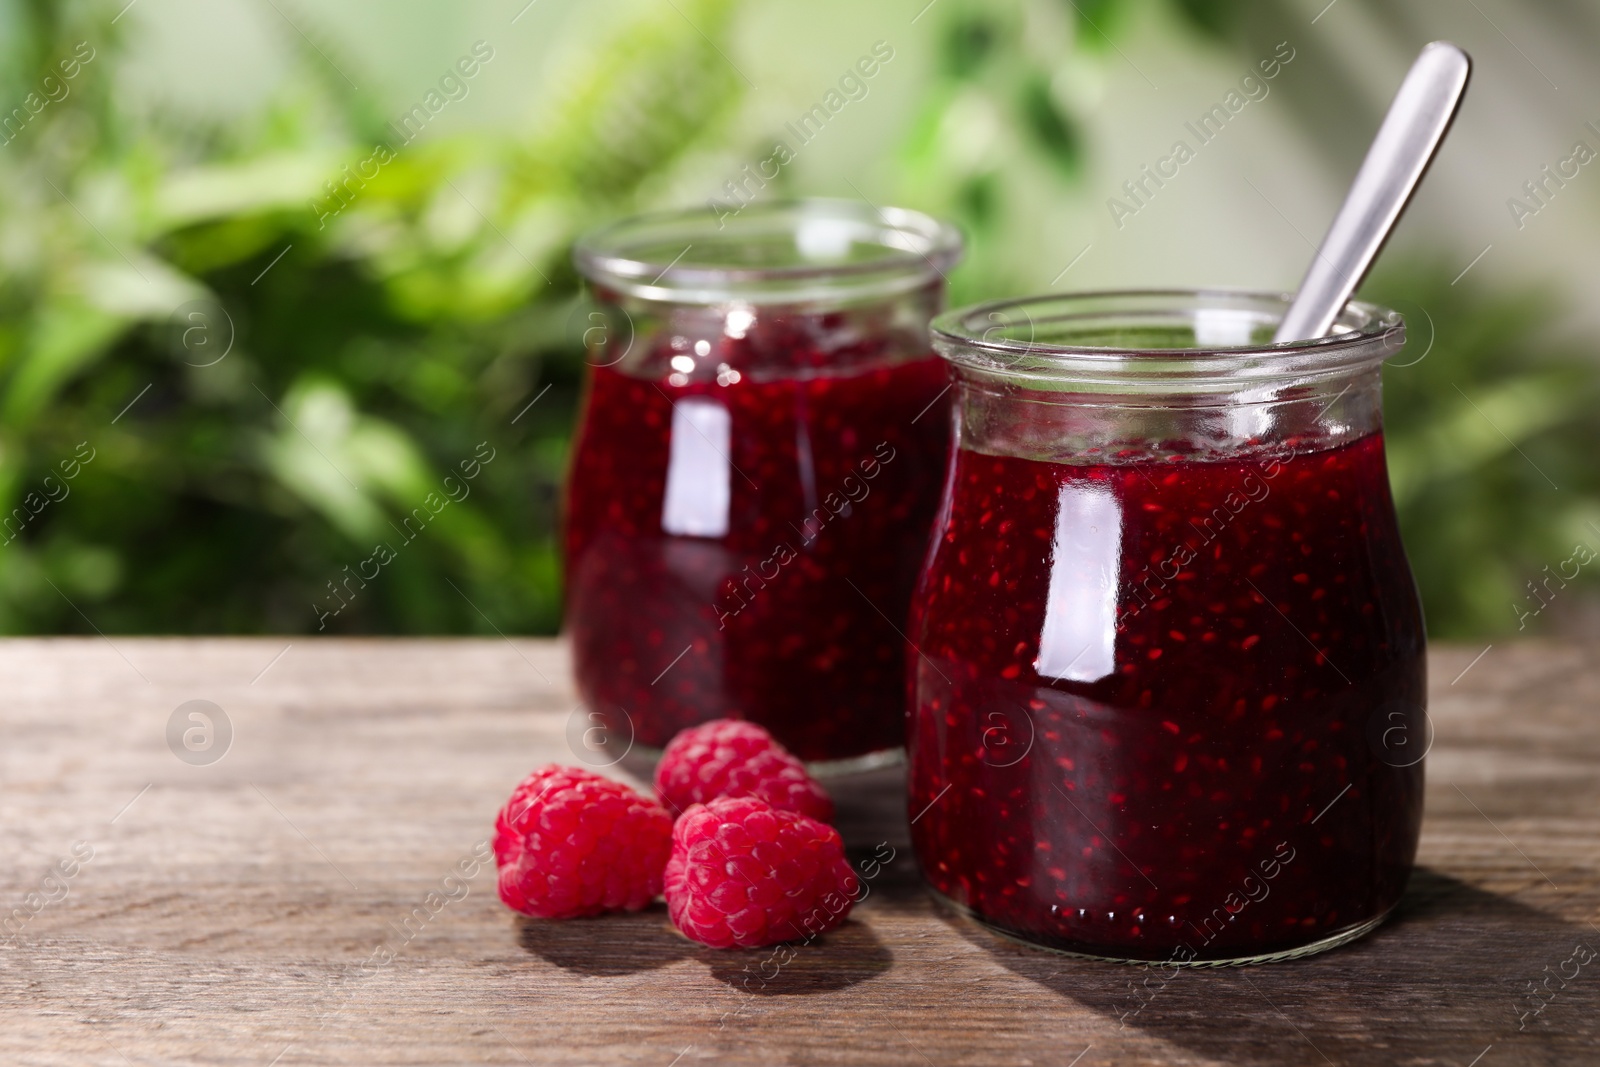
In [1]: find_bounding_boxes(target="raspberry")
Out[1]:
[493,765,672,919]
[664,796,858,948]
[654,719,833,823]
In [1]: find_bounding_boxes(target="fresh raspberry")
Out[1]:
[493,765,672,919]
[654,719,833,823]
[665,796,859,948]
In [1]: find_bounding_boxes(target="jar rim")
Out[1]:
[573,198,963,305]
[931,289,1405,390]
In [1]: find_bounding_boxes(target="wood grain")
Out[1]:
[1,637,1597,1066]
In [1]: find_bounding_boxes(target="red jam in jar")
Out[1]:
[908,292,1426,963]
[567,200,962,766]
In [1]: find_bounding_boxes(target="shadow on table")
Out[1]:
[939,868,1600,1066]
[515,906,694,976]
[515,903,895,993]
[703,919,893,996]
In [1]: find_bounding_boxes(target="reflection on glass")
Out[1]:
[660,397,731,538]
[1033,482,1121,684]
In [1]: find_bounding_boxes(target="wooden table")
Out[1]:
[2,638,1596,1066]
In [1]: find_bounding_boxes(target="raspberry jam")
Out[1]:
[566,351,950,762]
[910,291,1425,963]
[568,200,963,765]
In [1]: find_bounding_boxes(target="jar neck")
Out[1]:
[592,281,945,383]
[952,364,1384,464]
[575,199,963,305]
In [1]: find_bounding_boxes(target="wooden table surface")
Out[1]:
[2,637,1597,1066]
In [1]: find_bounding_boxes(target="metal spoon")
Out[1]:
[1273,41,1472,344]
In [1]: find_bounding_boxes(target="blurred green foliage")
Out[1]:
[0,0,739,634]
[0,0,1594,638]
[1365,262,1600,638]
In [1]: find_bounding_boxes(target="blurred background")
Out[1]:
[2,0,1596,639]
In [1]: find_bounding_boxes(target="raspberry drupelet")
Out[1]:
[664,796,858,949]
[493,765,672,920]
[654,718,834,823]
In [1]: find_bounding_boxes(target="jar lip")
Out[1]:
[931,289,1405,389]
[573,198,963,305]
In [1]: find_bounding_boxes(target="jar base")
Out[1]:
[807,746,905,779]
[928,887,1396,967]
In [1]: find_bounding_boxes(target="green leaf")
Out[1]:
[524,0,742,201]
[1066,0,1127,47]
[153,153,337,231]
[1387,372,1583,507]
[2,301,127,425]
[941,14,998,78]
[1163,0,1238,40]
[257,376,434,542]
[1019,75,1082,179]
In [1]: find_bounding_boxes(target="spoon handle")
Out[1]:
[1274,41,1472,344]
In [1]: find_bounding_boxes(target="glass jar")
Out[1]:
[908,290,1426,964]
[567,199,962,768]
